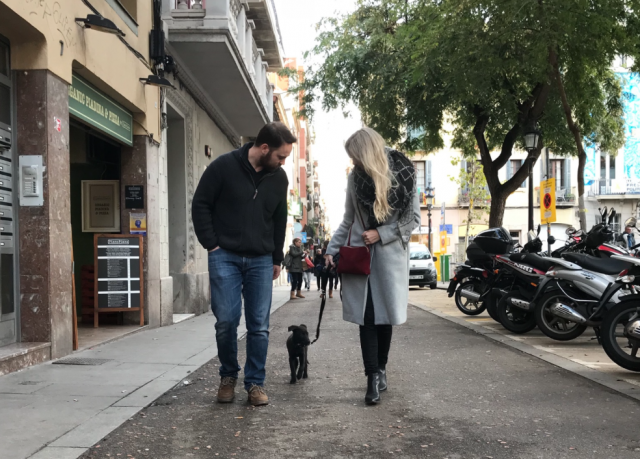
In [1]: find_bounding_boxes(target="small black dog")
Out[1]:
[287,324,310,384]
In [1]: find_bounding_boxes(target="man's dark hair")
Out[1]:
[255,122,297,150]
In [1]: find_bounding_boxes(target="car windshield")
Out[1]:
[410,246,431,260]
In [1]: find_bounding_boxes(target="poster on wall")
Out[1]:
[82,181,120,232]
[129,212,147,236]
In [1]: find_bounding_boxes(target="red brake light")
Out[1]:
[482,270,488,278]
[620,269,629,277]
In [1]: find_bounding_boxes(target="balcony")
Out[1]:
[588,179,640,199]
[164,0,278,137]
[535,186,577,207]
[458,193,491,208]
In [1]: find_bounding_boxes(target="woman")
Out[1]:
[302,251,314,291]
[325,128,420,405]
[287,238,307,300]
[313,248,324,291]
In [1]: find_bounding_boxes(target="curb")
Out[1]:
[409,302,640,403]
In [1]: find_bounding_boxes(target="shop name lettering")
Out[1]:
[27,0,76,49]
[69,87,131,133]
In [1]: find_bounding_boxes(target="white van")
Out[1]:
[409,243,438,289]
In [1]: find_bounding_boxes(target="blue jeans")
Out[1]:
[208,249,273,389]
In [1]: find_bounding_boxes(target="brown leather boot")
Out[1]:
[290,291,297,300]
[217,376,237,403]
[329,289,333,299]
[296,290,305,299]
[247,384,269,406]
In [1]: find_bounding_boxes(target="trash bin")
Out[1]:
[440,254,451,282]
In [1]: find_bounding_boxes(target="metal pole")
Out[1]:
[548,223,552,256]
[528,158,534,231]
[428,207,432,255]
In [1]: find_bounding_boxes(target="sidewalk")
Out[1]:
[0,286,291,459]
[77,292,640,459]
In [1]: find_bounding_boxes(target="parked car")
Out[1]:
[409,243,438,289]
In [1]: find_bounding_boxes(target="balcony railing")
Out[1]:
[536,186,577,206]
[458,194,491,207]
[589,179,640,197]
[173,0,206,8]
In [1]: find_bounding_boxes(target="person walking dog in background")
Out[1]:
[192,122,296,407]
[286,238,307,300]
[325,127,420,405]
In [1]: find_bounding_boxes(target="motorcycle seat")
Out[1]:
[563,252,632,275]
[508,253,555,272]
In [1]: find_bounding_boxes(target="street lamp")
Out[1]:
[426,184,435,254]
[524,123,542,231]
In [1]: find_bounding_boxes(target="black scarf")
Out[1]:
[353,149,415,229]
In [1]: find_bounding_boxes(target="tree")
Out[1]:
[451,156,490,252]
[296,0,640,226]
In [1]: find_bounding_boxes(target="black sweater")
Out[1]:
[191,143,289,265]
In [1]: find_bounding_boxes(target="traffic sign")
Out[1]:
[440,230,449,248]
[540,178,557,224]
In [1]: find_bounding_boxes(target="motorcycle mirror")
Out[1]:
[537,224,541,236]
[527,230,536,242]
[609,208,616,224]
[565,226,576,236]
[625,217,637,228]
[548,235,556,245]
[602,206,608,220]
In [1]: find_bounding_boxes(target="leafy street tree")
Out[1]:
[451,156,490,251]
[296,0,640,227]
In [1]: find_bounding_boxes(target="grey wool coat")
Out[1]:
[327,173,421,326]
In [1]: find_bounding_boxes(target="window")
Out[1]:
[507,159,526,188]
[610,154,616,180]
[600,152,606,180]
[413,160,431,191]
[550,159,565,189]
[106,0,138,35]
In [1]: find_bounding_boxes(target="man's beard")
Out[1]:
[259,150,279,172]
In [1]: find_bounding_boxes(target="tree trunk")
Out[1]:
[488,190,507,228]
[577,151,587,230]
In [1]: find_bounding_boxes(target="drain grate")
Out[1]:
[53,357,111,366]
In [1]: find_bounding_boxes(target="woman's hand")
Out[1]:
[362,229,381,245]
[324,254,334,267]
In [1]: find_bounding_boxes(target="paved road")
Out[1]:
[81,293,640,459]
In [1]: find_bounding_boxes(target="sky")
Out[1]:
[273,0,361,233]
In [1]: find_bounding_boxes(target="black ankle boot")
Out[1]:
[365,372,381,405]
[379,366,387,392]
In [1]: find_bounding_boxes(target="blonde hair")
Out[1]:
[345,128,393,223]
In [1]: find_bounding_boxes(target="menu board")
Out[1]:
[94,235,144,326]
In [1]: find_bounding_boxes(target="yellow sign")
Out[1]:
[440,230,449,248]
[130,212,147,236]
[540,178,557,224]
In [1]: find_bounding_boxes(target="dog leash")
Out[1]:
[311,269,330,345]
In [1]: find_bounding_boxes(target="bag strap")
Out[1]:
[346,202,369,247]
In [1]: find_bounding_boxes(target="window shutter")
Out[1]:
[426,160,432,187]
[521,160,527,188]
[506,160,513,180]
[564,158,571,192]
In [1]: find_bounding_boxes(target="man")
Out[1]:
[622,225,636,251]
[192,122,296,406]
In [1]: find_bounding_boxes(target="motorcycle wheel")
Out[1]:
[496,293,537,334]
[485,292,500,322]
[454,279,486,316]
[601,300,640,372]
[534,291,588,341]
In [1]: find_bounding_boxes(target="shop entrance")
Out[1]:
[70,122,139,349]
[0,35,17,348]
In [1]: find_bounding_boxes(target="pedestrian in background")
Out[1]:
[325,127,420,405]
[302,251,314,291]
[287,238,307,300]
[192,121,296,407]
[622,225,636,250]
[313,248,324,291]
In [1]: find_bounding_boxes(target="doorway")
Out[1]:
[166,104,188,316]
[70,122,140,349]
[0,34,17,348]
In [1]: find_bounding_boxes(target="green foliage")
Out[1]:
[295,0,640,224]
[450,156,490,225]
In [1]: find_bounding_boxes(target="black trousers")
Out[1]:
[359,284,393,376]
[290,272,303,291]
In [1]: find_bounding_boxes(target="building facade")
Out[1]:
[0,0,162,373]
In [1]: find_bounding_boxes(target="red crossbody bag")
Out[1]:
[337,204,371,276]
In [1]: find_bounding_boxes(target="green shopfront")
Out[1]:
[68,74,142,348]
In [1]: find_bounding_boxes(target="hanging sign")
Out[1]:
[540,178,557,224]
[69,75,133,146]
[94,235,144,327]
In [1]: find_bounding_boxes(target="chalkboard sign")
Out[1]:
[93,234,144,327]
[124,185,144,209]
